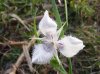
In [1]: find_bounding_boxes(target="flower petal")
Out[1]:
[32,44,54,64]
[39,10,57,35]
[58,36,85,57]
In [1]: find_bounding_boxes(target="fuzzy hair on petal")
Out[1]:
[58,36,85,57]
[32,44,54,64]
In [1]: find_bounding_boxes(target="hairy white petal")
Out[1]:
[39,10,57,35]
[32,44,54,64]
[58,36,85,57]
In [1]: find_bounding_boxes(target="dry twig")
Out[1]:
[9,14,30,31]
[5,37,36,74]
[23,44,38,73]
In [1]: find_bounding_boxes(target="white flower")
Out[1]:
[32,10,85,64]
[39,10,57,35]
[32,44,55,64]
[58,36,85,57]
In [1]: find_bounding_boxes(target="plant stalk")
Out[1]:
[68,58,73,74]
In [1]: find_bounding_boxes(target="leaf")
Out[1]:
[50,57,67,74]
[50,0,62,28]
[57,22,66,38]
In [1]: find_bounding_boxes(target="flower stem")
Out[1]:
[64,0,68,26]
[68,58,73,74]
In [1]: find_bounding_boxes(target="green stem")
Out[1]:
[64,0,68,26]
[60,64,68,74]
[68,58,73,74]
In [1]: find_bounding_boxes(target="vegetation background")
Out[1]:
[0,0,100,74]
